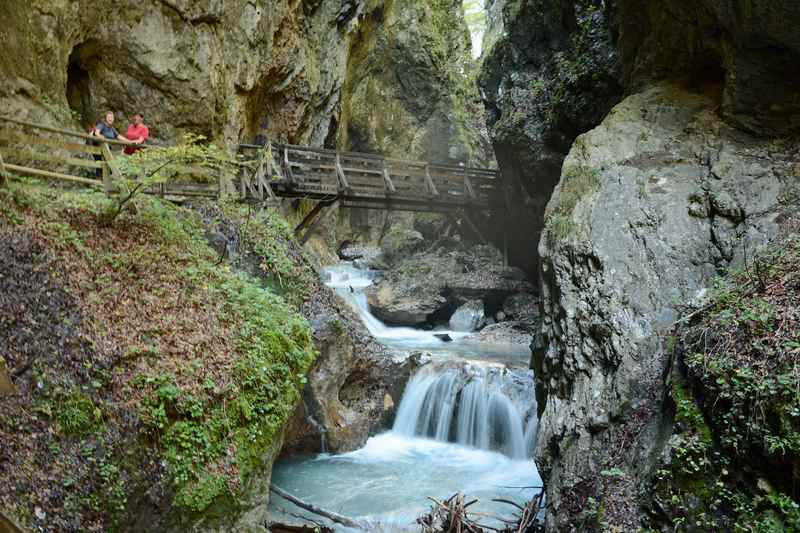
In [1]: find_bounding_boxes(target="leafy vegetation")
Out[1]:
[105,134,238,224]
[649,233,800,531]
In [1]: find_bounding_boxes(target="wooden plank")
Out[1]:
[4,162,103,188]
[0,116,134,148]
[0,129,103,155]
[0,146,104,169]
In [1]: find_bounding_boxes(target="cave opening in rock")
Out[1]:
[66,41,100,126]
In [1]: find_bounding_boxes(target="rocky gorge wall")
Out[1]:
[479,0,800,529]
[0,0,368,145]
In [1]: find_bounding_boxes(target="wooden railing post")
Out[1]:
[424,164,439,196]
[381,159,396,194]
[100,141,114,195]
[335,153,350,193]
[283,146,295,184]
[463,166,476,199]
[0,151,8,187]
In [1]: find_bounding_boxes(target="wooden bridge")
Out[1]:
[0,117,501,215]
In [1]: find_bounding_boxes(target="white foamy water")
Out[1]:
[269,262,541,531]
[324,263,472,348]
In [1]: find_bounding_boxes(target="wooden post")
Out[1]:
[100,142,125,195]
[424,164,439,196]
[0,151,8,187]
[283,146,294,184]
[463,166,476,199]
[335,153,350,193]
[100,143,112,194]
[382,159,396,194]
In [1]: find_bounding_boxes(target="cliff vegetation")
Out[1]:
[0,180,316,531]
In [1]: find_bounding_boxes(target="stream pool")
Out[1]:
[268,263,542,531]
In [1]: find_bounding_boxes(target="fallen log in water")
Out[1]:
[269,484,362,529]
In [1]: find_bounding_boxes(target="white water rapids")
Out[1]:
[269,263,542,531]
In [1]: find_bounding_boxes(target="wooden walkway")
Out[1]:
[0,117,500,214]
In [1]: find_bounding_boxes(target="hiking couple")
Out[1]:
[91,110,149,155]
[90,111,149,177]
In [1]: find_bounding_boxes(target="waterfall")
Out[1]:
[323,264,470,346]
[392,366,532,460]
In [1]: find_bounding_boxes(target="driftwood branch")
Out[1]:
[269,484,362,529]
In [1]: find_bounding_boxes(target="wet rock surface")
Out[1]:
[465,322,534,347]
[449,299,486,332]
[282,293,421,454]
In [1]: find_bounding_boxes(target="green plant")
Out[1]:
[104,134,238,224]
[58,391,103,435]
[544,165,600,243]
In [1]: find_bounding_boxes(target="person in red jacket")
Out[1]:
[123,112,149,155]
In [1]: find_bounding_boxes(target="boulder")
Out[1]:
[449,300,486,332]
[465,322,534,347]
[380,229,425,264]
[367,283,447,326]
[366,244,534,326]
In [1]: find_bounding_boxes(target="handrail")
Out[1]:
[0,116,138,148]
[239,141,499,176]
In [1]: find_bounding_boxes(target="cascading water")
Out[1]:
[392,365,534,459]
[269,263,541,530]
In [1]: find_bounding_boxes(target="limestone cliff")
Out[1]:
[0,0,363,145]
[536,83,797,529]
[338,0,491,164]
[479,0,800,529]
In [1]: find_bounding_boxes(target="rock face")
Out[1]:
[480,2,800,526]
[480,0,800,274]
[282,293,419,453]
[366,244,533,326]
[0,0,368,145]
[534,83,797,529]
[479,0,623,273]
[339,0,492,164]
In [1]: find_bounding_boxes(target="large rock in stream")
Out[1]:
[366,245,534,326]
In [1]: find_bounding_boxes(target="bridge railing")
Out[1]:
[0,116,133,193]
[238,142,499,208]
[0,116,500,211]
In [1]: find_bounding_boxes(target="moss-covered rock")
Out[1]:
[647,229,800,531]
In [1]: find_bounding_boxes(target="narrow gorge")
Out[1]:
[0,1,799,532]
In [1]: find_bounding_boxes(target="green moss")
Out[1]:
[544,164,600,244]
[58,391,104,436]
[4,180,318,523]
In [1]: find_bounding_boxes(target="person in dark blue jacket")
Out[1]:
[90,111,131,177]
